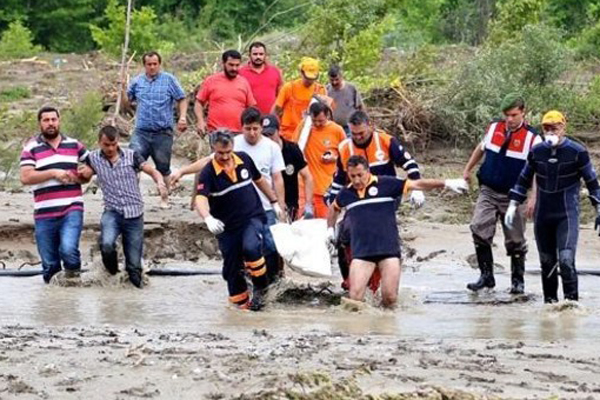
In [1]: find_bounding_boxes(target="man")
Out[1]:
[462,94,541,294]
[303,101,347,218]
[170,108,287,281]
[195,130,281,311]
[20,107,89,284]
[78,126,167,288]
[327,155,468,307]
[233,107,286,281]
[125,51,188,208]
[239,42,283,114]
[506,111,600,303]
[273,57,327,142]
[326,65,364,136]
[195,50,256,135]
[262,114,314,221]
[325,110,424,288]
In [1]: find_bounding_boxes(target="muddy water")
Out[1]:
[2,258,600,342]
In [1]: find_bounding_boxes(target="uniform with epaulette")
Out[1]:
[196,151,269,308]
[333,175,407,262]
[468,116,541,293]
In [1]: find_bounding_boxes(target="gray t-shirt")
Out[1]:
[327,82,363,126]
[233,135,285,211]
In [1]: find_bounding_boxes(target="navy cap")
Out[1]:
[261,114,279,136]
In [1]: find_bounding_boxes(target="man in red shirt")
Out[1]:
[239,42,283,115]
[195,50,256,135]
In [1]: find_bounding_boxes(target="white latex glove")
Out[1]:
[444,178,469,194]
[205,215,225,235]
[504,200,518,230]
[273,202,286,222]
[409,190,425,208]
[326,227,336,254]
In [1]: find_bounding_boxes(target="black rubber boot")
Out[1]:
[510,252,525,294]
[467,243,495,291]
[265,253,281,285]
[249,286,266,311]
[249,273,268,311]
[540,257,559,304]
[559,249,578,301]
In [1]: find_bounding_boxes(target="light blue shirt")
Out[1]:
[127,71,186,131]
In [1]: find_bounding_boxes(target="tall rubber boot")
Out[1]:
[467,243,495,291]
[265,253,281,285]
[510,252,525,294]
[559,249,578,301]
[540,257,559,303]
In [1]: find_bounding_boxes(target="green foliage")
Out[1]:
[439,0,497,45]
[303,0,389,64]
[386,0,444,50]
[0,21,42,60]
[0,86,31,102]
[0,108,37,183]
[439,23,571,144]
[90,0,172,59]
[487,0,548,44]
[61,92,105,148]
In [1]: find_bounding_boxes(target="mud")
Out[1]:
[3,167,600,399]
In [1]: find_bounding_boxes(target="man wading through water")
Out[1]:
[462,94,541,294]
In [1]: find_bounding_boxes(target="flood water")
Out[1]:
[2,259,600,341]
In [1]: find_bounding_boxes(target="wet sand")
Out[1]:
[3,174,600,398]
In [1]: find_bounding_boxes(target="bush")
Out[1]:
[90,0,173,59]
[61,92,105,148]
[0,86,31,102]
[0,20,42,60]
[437,23,571,144]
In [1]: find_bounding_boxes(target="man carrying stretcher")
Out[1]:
[327,155,468,307]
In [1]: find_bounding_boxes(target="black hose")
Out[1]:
[146,268,221,276]
[0,268,220,277]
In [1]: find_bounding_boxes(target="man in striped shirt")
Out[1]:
[20,107,89,284]
[78,126,167,288]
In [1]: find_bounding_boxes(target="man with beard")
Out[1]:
[506,111,600,303]
[195,50,256,135]
[324,110,424,289]
[125,51,188,208]
[239,42,283,115]
[273,57,327,142]
[463,94,541,294]
[20,107,89,284]
[326,65,364,136]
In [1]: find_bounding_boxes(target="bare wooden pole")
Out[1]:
[113,0,134,122]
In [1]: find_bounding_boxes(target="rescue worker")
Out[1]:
[303,101,347,218]
[462,94,541,294]
[327,155,468,307]
[506,110,600,303]
[273,57,327,142]
[195,130,282,311]
[324,110,424,288]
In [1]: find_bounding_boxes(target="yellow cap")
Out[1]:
[542,110,566,125]
[299,57,320,79]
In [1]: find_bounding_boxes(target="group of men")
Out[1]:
[19,44,600,310]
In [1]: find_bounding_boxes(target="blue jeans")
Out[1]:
[130,127,174,176]
[100,210,144,275]
[34,210,83,283]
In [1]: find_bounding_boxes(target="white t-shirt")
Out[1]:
[234,135,285,211]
